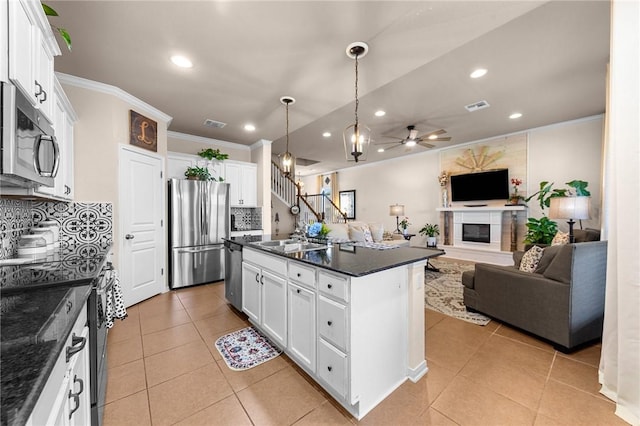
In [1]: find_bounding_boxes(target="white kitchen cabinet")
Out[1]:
[167,151,225,181]
[225,161,257,206]
[287,282,316,373]
[242,248,287,347]
[36,77,76,200]
[7,0,60,122]
[27,301,90,426]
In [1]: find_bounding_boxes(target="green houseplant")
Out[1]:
[197,148,229,161]
[184,166,212,181]
[523,180,590,245]
[419,223,440,247]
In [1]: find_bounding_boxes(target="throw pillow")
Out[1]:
[368,223,384,242]
[348,223,370,242]
[363,227,374,243]
[519,245,544,273]
[328,223,350,241]
[552,231,570,246]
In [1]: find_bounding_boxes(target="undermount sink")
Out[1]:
[251,240,327,253]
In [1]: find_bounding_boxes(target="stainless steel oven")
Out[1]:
[88,262,114,426]
[1,82,60,188]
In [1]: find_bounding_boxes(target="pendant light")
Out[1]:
[343,42,371,163]
[279,96,295,176]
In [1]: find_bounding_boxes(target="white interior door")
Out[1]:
[119,145,165,307]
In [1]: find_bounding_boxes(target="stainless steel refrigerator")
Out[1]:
[168,178,230,289]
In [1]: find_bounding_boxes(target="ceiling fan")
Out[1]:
[376,125,451,151]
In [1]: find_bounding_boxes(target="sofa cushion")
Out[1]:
[513,251,525,268]
[574,228,600,242]
[534,244,563,274]
[543,244,573,284]
[519,246,544,272]
[348,222,373,243]
[552,231,570,245]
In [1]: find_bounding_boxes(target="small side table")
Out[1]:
[403,233,416,241]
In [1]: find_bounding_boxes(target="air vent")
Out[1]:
[203,119,227,128]
[465,100,490,112]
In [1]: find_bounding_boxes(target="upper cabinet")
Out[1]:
[225,161,257,207]
[37,77,76,200]
[7,0,60,123]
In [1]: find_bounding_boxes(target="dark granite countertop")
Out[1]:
[227,235,444,277]
[0,243,111,426]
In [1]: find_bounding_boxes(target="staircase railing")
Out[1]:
[271,161,322,222]
[302,193,348,224]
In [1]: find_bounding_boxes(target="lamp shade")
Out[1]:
[343,123,371,162]
[389,204,405,216]
[549,196,590,220]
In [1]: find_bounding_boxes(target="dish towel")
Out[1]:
[105,268,127,329]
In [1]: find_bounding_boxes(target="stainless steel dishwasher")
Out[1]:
[224,240,243,310]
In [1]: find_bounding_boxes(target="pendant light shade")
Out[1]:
[279,96,296,176]
[343,42,370,163]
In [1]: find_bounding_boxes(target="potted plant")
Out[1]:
[399,217,411,235]
[509,178,525,205]
[184,166,212,181]
[197,148,229,161]
[523,180,590,245]
[419,223,440,247]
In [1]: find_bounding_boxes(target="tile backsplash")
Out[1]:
[0,199,33,259]
[0,199,113,260]
[231,207,262,231]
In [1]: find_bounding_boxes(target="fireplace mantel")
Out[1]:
[437,205,527,255]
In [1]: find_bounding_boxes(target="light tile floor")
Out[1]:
[103,281,625,426]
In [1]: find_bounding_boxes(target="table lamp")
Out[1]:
[549,196,590,243]
[389,204,405,233]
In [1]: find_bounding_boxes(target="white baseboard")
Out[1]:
[439,245,514,265]
[408,360,428,383]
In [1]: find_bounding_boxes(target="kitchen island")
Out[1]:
[228,236,443,419]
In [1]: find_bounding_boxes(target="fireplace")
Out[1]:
[462,223,490,243]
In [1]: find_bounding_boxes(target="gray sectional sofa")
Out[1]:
[462,240,608,352]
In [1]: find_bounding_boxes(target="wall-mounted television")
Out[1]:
[450,169,509,202]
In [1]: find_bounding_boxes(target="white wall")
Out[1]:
[303,115,604,240]
[528,116,604,232]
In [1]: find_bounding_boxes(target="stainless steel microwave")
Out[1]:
[1,82,59,188]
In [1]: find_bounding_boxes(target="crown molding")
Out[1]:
[251,139,273,149]
[55,72,173,124]
[167,131,250,151]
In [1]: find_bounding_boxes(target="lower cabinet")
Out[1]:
[287,282,316,373]
[27,301,91,426]
[242,249,287,348]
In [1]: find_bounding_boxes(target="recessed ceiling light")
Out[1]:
[322,132,331,138]
[170,55,193,68]
[509,112,523,119]
[244,123,256,131]
[377,148,385,153]
[374,110,386,117]
[470,68,487,79]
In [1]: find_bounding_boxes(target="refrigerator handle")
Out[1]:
[203,185,209,236]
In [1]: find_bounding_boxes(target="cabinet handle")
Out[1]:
[260,275,264,285]
[327,366,333,372]
[39,90,47,104]
[68,376,84,419]
[327,284,333,289]
[66,334,87,362]
[297,273,301,277]
[327,320,333,326]
[34,80,43,97]
[296,289,301,294]
[255,273,260,283]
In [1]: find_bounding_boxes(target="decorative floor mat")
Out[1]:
[214,326,282,370]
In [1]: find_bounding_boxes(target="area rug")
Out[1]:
[425,260,491,326]
[215,326,282,370]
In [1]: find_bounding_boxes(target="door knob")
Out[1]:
[125,234,135,240]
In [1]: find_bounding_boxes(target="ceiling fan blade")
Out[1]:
[379,143,404,151]
[425,129,447,137]
[417,142,435,149]
[374,141,403,146]
[431,137,451,142]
